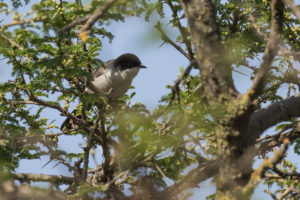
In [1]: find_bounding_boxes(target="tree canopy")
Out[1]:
[0,0,300,199]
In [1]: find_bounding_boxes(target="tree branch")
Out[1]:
[169,60,196,104]
[243,0,284,103]
[284,0,300,23]
[248,94,300,142]
[78,0,118,34]
[243,139,289,193]
[265,173,300,180]
[59,0,118,34]
[59,16,90,34]
[166,0,194,58]
[27,91,88,129]
[0,181,67,200]
[164,159,219,197]
[179,0,237,100]
[82,132,94,181]
[0,32,24,50]
[13,173,73,184]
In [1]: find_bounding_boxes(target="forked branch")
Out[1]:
[59,0,118,34]
[243,0,284,102]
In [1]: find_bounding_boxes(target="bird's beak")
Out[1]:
[138,65,147,69]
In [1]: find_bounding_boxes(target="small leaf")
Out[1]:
[79,31,89,43]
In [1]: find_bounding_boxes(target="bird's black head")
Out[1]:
[114,53,146,70]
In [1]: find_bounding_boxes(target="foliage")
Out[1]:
[0,0,300,199]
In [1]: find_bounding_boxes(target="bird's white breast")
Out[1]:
[87,67,140,100]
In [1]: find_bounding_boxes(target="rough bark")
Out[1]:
[179,0,238,101]
[179,0,286,199]
[166,159,219,197]
[248,94,300,144]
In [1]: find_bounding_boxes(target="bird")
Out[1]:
[60,53,146,130]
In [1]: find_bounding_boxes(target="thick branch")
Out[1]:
[265,173,300,180]
[264,190,278,200]
[59,0,118,34]
[248,94,300,142]
[13,173,73,184]
[1,19,38,29]
[278,185,297,200]
[78,0,118,34]
[27,92,88,129]
[82,132,94,181]
[164,159,219,197]
[179,0,237,100]
[155,22,191,60]
[59,16,90,33]
[166,0,194,58]
[272,167,300,179]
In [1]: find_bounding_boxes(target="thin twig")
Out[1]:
[243,0,284,103]
[59,16,90,33]
[244,138,289,192]
[169,60,197,105]
[280,48,300,60]
[106,170,129,189]
[155,22,191,60]
[166,0,194,58]
[284,0,300,23]
[0,32,24,50]
[256,123,300,156]
[79,0,118,35]
[1,19,38,29]
[278,185,296,200]
[164,159,219,197]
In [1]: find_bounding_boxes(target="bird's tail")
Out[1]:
[60,103,88,131]
[60,115,74,130]
[60,109,80,131]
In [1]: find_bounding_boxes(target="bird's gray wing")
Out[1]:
[92,59,114,78]
[60,59,115,131]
